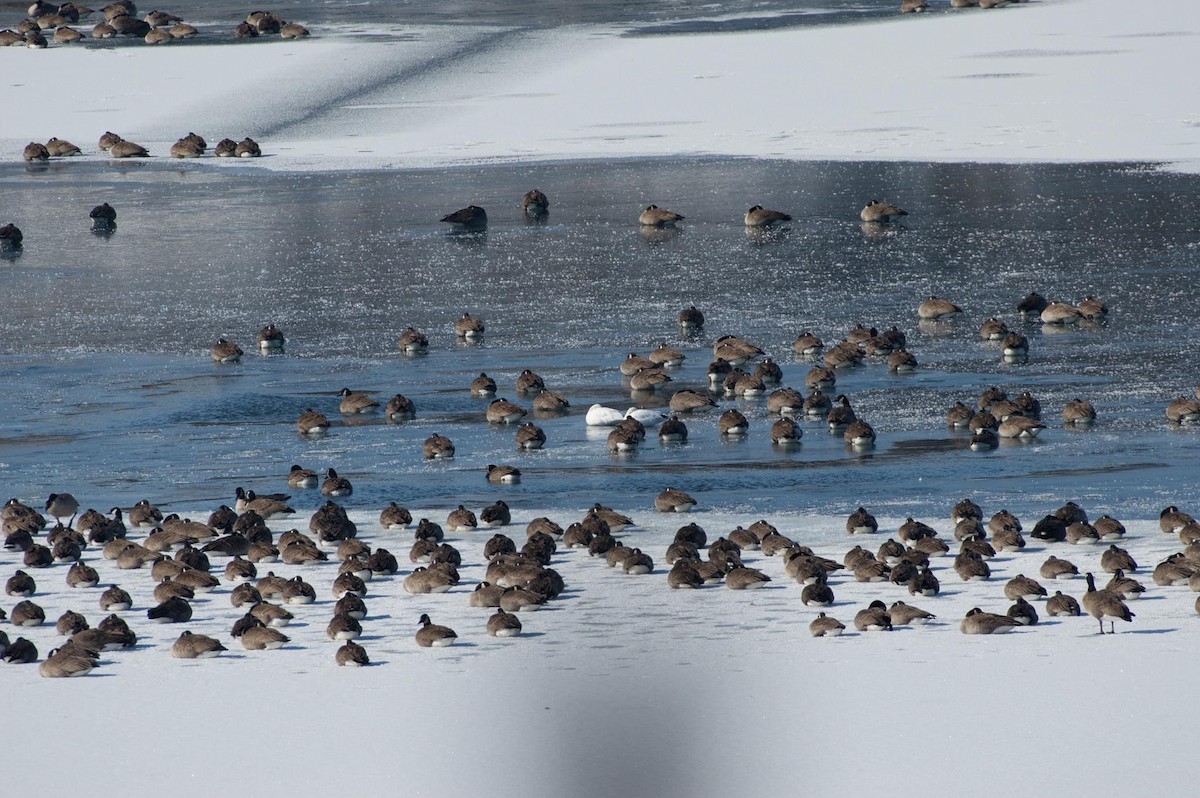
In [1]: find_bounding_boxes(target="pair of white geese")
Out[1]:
[585,404,667,427]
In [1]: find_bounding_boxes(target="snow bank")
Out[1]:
[2,0,1197,171]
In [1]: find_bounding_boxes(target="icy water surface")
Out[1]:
[1,157,1198,531]
[0,0,898,35]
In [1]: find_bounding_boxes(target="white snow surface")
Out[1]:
[1,0,1198,171]
[3,508,1195,797]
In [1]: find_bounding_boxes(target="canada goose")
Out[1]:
[859,200,907,223]
[23,142,51,162]
[809,612,846,637]
[1046,591,1081,617]
[826,394,856,430]
[713,335,764,366]
[725,566,770,590]
[654,487,696,513]
[1099,544,1137,574]
[1040,302,1082,325]
[486,464,521,485]
[744,205,792,227]
[486,398,526,425]
[170,21,197,38]
[232,137,261,157]
[1003,574,1047,601]
[639,204,684,227]
[6,568,36,597]
[2,636,38,663]
[1160,506,1195,534]
[1092,516,1125,541]
[326,612,363,641]
[1066,522,1099,545]
[901,0,929,12]
[677,305,705,330]
[145,594,193,625]
[997,416,1045,439]
[853,601,891,631]
[296,408,331,436]
[319,468,352,498]
[446,505,478,533]
[42,493,79,526]
[39,647,98,678]
[416,613,457,647]
[1166,397,1200,424]
[452,313,486,342]
[521,189,549,217]
[718,409,749,436]
[843,507,877,535]
[667,390,717,415]
[439,205,487,231]
[1083,572,1134,634]
[887,349,918,373]
[1040,555,1079,580]
[332,387,379,415]
[233,488,294,520]
[1077,296,1108,319]
[886,601,934,626]
[10,598,44,626]
[1152,554,1196,586]
[238,622,289,650]
[140,9,179,26]
[66,560,99,588]
[1106,570,1146,600]
[99,584,132,612]
[629,369,672,392]
[917,296,962,320]
[960,607,1019,635]
[108,138,149,158]
[968,429,998,451]
[1057,397,1098,426]
[396,327,429,354]
[171,631,227,659]
[478,501,510,529]
[372,502,411,531]
[844,419,876,447]
[729,373,766,398]
[212,138,237,156]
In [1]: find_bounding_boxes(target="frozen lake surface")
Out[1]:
[1,157,1199,523]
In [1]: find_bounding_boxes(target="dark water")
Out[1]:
[1,157,1199,526]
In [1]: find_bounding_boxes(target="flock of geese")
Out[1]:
[0,2,308,47]
[17,130,263,167]
[6,480,1198,678]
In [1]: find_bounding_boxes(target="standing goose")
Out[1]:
[860,200,907,223]
[45,492,80,526]
[1082,572,1134,634]
[415,613,457,647]
[744,205,792,227]
[639,205,684,227]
